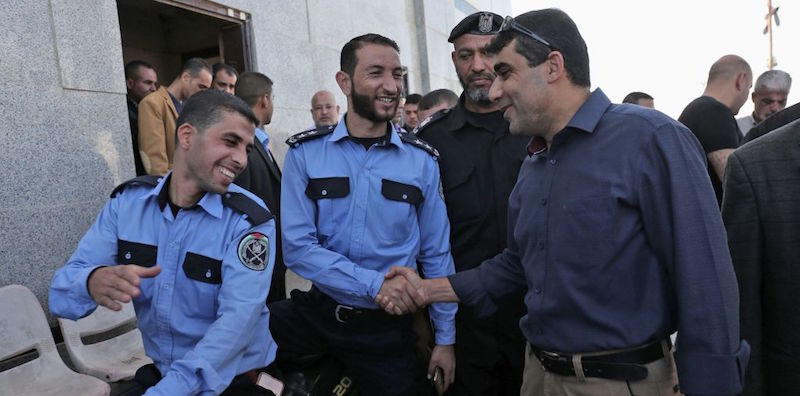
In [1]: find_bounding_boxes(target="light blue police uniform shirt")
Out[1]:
[49,174,277,396]
[281,117,457,345]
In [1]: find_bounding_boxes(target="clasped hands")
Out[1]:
[375,266,427,315]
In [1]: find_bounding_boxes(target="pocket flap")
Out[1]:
[117,240,157,267]
[183,252,222,284]
[305,177,350,200]
[381,179,423,205]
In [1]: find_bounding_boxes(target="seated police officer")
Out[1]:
[49,89,278,396]
[269,33,457,395]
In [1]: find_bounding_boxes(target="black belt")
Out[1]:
[307,286,401,325]
[531,340,669,382]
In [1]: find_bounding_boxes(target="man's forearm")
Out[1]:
[421,277,459,305]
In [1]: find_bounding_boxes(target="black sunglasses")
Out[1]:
[499,16,556,51]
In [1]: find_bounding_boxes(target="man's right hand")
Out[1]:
[88,265,161,310]
[377,270,423,315]
[376,266,427,314]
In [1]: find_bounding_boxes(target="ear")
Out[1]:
[751,91,758,102]
[181,71,192,83]
[126,78,134,90]
[545,52,566,83]
[736,73,749,91]
[175,123,196,150]
[451,51,457,65]
[336,71,351,96]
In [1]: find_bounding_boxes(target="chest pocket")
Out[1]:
[441,164,481,223]
[117,240,157,267]
[306,177,350,239]
[376,179,421,243]
[180,252,222,319]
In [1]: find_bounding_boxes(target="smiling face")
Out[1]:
[183,110,254,196]
[489,39,553,138]
[452,34,496,107]
[343,43,404,123]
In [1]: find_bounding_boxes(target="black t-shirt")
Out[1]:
[678,96,741,205]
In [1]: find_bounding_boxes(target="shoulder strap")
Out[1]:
[413,108,450,135]
[398,131,440,158]
[286,124,336,147]
[110,175,160,198]
[222,192,274,227]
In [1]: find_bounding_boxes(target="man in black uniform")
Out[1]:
[415,11,529,396]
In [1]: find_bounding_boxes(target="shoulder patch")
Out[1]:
[110,175,161,198]
[398,131,439,158]
[237,232,269,271]
[413,108,450,135]
[286,124,336,147]
[222,192,274,227]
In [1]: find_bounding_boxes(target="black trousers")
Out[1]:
[131,363,274,396]
[446,305,525,396]
[269,288,421,396]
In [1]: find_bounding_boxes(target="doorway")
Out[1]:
[116,0,253,82]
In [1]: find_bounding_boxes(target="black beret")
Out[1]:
[448,11,503,43]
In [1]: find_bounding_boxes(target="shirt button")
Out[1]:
[225,193,231,198]
[402,193,408,200]
[538,242,545,250]
[534,288,542,294]
[157,178,163,182]
[549,159,557,165]
[321,189,328,196]
[540,198,547,206]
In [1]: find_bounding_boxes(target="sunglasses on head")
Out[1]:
[499,16,556,51]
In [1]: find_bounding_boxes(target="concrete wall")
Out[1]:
[0,0,508,320]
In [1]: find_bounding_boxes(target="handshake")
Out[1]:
[375,266,427,315]
[375,266,458,314]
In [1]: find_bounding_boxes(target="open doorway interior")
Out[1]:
[116,0,252,83]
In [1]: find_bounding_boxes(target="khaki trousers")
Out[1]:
[520,342,682,396]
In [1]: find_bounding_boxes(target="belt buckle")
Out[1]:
[542,350,569,362]
[335,304,354,323]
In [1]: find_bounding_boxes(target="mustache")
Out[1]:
[468,71,495,82]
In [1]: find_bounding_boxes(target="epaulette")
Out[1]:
[285,124,336,147]
[398,131,439,158]
[110,175,160,198]
[413,108,450,135]
[222,192,274,227]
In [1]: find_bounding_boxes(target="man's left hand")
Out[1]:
[428,344,455,393]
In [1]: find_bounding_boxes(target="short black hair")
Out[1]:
[213,62,239,79]
[176,89,259,138]
[234,72,274,107]
[181,57,212,79]
[405,93,422,105]
[340,34,400,77]
[622,91,653,104]
[419,89,459,111]
[124,60,155,80]
[486,9,590,88]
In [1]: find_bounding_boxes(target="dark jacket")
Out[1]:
[722,119,800,396]
[234,139,284,303]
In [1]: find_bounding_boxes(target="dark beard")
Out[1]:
[351,82,396,123]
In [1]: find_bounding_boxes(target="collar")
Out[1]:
[255,127,270,147]
[329,113,402,148]
[142,172,224,219]
[446,94,507,132]
[563,88,612,134]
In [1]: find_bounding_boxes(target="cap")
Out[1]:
[448,11,503,43]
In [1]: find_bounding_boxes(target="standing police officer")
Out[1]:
[269,33,457,395]
[49,90,278,395]
[415,11,529,396]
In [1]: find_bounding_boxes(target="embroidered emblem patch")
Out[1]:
[478,12,493,33]
[237,232,269,271]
